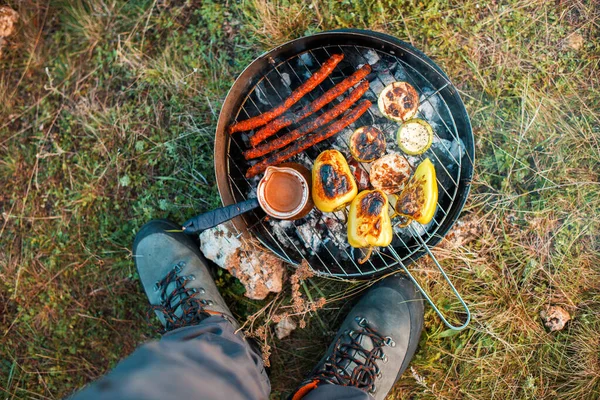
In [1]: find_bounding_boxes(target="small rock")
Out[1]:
[565,33,584,51]
[200,222,285,300]
[445,215,484,248]
[540,305,571,332]
[275,316,297,340]
[0,6,19,38]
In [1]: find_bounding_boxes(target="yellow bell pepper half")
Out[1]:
[312,150,358,213]
[347,189,393,249]
[394,158,438,225]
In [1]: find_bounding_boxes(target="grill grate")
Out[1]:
[225,44,465,278]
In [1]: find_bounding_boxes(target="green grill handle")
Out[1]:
[387,225,471,331]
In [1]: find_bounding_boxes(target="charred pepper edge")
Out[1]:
[312,150,358,213]
[392,158,438,225]
[347,189,393,250]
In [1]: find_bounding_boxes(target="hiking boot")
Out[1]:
[133,219,237,331]
[299,274,424,399]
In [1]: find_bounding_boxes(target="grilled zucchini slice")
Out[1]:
[397,118,433,155]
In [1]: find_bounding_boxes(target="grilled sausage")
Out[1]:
[228,54,344,134]
[246,100,372,178]
[249,64,372,146]
[244,80,369,160]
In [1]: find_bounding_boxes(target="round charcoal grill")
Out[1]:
[214,30,475,330]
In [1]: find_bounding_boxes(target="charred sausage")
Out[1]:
[228,54,344,134]
[249,64,372,146]
[244,80,369,160]
[246,100,372,178]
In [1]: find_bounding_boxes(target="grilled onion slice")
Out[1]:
[397,118,433,155]
[349,126,386,162]
[312,150,358,212]
[369,153,411,194]
[377,82,419,122]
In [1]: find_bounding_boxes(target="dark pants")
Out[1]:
[70,315,372,400]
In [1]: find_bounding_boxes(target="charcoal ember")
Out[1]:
[293,212,325,252]
[363,49,381,66]
[393,63,408,81]
[348,159,371,191]
[326,217,347,243]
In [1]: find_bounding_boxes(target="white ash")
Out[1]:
[266,208,349,258]
[449,137,466,160]
[428,136,465,175]
[296,221,322,251]
[394,66,408,81]
[292,151,314,169]
[270,219,295,245]
[299,52,314,67]
[322,215,349,249]
[369,79,386,97]
[393,218,435,242]
[254,85,271,106]
[246,175,260,199]
[404,219,435,237]
[430,137,455,161]
[331,127,354,153]
[377,71,397,86]
[418,89,442,131]
[364,49,381,65]
[369,102,385,118]
[281,72,292,87]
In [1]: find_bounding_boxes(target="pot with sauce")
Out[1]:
[181,163,313,234]
[257,164,313,220]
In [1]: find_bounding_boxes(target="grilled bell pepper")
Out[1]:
[347,189,393,249]
[312,150,358,212]
[393,158,438,225]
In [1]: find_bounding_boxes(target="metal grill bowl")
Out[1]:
[214,30,474,329]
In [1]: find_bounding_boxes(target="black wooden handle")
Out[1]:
[182,198,260,234]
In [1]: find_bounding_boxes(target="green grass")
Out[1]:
[1,0,599,398]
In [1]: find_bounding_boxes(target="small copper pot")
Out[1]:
[181,163,314,234]
[257,163,313,221]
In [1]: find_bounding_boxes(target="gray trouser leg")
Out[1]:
[69,315,270,400]
[69,315,375,400]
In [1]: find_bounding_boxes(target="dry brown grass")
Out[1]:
[1,0,599,398]
[243,0,319,46]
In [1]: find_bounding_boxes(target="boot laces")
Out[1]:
[147,262,211,332]
[313,316,395,394]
